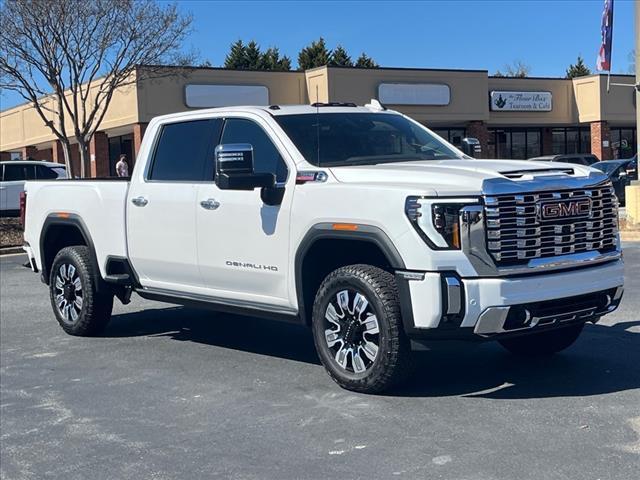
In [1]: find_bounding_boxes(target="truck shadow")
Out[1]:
[104,307,640,399]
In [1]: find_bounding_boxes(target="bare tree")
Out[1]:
[0,0,192,177]
[494,60,531,78]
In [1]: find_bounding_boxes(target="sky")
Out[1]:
[0,0,637,110]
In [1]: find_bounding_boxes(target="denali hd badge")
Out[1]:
[539,198,592,221]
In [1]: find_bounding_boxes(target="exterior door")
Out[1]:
[127,118,221,291]
[196,116,294,308]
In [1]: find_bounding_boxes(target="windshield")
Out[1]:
[275,113,463,167]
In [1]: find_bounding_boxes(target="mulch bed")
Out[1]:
[0,217,23,248]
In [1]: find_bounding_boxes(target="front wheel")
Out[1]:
[498,323,584,357]
[311,264,413,394]
[49,246,113,336]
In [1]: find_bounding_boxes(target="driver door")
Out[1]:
[196,116,294,310]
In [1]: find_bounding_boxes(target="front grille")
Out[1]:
[484,184,618,265]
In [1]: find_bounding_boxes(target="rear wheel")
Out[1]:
[311,264,412,393]
[49,246,113,336]
[498,323,584,357]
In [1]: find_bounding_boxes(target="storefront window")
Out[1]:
[527,130,541,158]
[579,129,591,154]
[610,127,637,159]
[431,127,466,148]
[566,129,579,154]
[488,128,541,159]
[552,130,565,154]
[511,131,526,159]
[551,127,591,155]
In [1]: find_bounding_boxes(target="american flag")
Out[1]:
[596,0,614,71]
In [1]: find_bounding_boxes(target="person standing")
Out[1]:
[115,154,129,177]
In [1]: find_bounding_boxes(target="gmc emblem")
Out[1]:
[539,198,592,221]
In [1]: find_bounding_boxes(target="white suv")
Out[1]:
[1,160,67,216]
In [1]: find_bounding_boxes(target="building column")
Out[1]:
[542,128,554,155]
[0,151,11,161]
[466,121,489,159]
[89,132,110,178]
[132,122,148,165]
[590,121,612,160]
[21,145,37,159]
[52,140,65,164]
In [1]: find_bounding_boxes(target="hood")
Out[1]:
[329,159,605,196]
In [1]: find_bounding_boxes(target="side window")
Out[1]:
[149,119,222,181]
[3,164,25,181]
[220,118,288,182]
[24,165,36,180]
[36,165,59,179]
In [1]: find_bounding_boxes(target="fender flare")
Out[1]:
[293,223,406,322]
[39,213,97,284]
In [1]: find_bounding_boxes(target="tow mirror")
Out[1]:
[214,143,274,190]
[461,137,481,158]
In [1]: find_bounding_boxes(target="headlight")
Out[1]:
[405,196,479,250]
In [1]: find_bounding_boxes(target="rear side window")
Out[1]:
[150,119,222,181]
[220,118,288,182]
[36,165,66,179]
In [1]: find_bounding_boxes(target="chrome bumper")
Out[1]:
[474,286,624,336]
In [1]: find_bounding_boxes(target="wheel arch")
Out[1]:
[294,223,406,325]
[40,213,97,285]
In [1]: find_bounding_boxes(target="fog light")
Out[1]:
[503,306,533,330]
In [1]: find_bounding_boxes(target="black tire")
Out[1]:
[49,246,113,336]
[311,264,413,394]
[498,323,584,357]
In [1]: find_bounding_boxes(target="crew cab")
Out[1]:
[22,102,624,393]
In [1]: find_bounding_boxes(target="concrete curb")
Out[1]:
[0,246,23,256]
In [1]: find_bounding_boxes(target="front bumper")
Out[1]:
[398,258,624,339]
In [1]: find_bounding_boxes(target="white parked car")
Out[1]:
[1,160,67,216]
[21,103,624,393]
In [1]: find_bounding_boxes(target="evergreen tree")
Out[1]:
[566,56,591,78]
[261,47,292,71]
[298,37,331,70]
[244,40,263,70]
[224,40,249,69]
[355,53,378,68]
[329,45,353,67]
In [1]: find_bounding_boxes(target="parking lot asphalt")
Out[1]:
[1,246,639,480]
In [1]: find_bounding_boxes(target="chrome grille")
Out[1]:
[484,184,618,265]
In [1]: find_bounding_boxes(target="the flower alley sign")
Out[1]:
[490,91,553,112]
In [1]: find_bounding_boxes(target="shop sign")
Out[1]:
[490,91,552,112]
[378,83,450,106]
[185,84,269,108]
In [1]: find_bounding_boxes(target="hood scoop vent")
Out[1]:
[501,167,574,179]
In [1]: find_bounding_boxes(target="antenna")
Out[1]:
[315,85,320,166]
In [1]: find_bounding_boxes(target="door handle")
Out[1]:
[131,196,148,207]
[200,198,220,210]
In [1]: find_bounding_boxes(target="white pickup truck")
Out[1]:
[22,102,624,393]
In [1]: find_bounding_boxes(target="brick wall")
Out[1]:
[133,123,148,166]
[89,132,110,177]
[590,121,612,160]
[466,121,490,158]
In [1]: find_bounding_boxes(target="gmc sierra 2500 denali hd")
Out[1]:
[22,102,624,393]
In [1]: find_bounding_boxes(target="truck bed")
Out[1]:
[23,180,130,278]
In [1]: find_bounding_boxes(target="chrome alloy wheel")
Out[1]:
[324,289,380,374]
[54,263,83,323]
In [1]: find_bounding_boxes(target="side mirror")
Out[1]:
[461,137,481,158]
[214,143,274,190]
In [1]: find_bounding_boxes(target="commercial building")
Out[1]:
[1,65,636,176]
